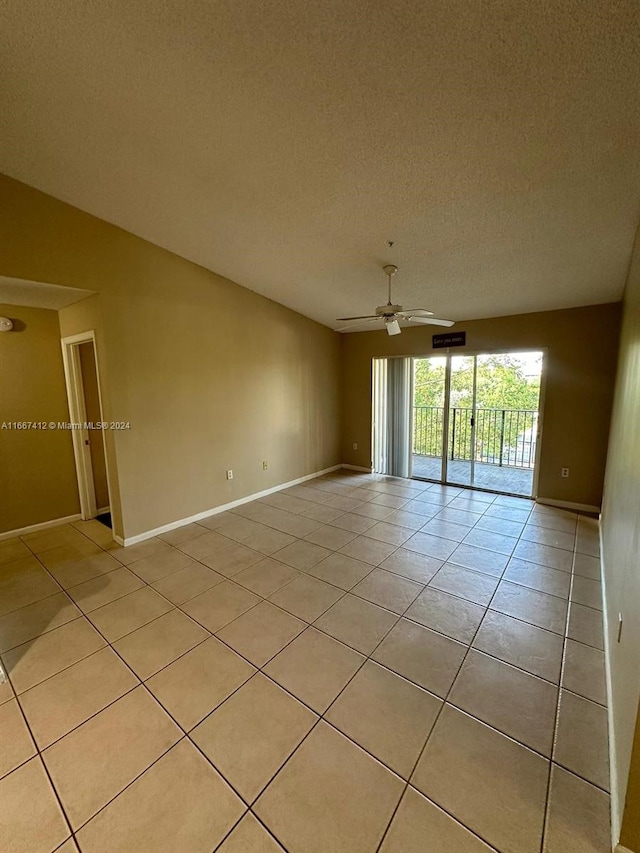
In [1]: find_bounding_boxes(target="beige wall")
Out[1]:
[0,303,79,532]
[601,226,640,851]
[1,174,341,540]
[622,712,640,852]
[341,304,620,508]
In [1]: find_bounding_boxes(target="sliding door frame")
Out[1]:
[441,356,452,484]
[407,360,415,478]
[531,350,547,500]
[469,355,478,488]
[410,347,548,499]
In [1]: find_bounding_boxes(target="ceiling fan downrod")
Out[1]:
[383,264,398,306]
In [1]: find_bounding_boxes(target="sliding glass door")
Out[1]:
[446,355,477,487]
[410,351,543,497]
[411,355,447,481]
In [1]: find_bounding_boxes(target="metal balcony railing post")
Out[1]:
[450,408,456,460]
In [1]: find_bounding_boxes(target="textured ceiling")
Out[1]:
[1,0,640,327]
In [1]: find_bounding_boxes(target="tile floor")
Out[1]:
[0,471,610,852]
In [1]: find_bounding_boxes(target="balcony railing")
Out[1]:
[413,406,538,469]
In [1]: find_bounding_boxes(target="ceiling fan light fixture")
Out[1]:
[385,318,401,336]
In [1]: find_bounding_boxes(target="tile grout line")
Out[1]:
[539,537,583,853]
[2,473,604,852]
[8,531,259,846]
[6,489,593,708]
[9,497,391,847]
[177,482,515,847]
[4,655,82,849]
[374,493,539,852]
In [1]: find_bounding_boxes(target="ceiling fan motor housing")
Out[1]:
[376,304,403,316]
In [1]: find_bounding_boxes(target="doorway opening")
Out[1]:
[411,351,544,496]
[61,332,112,525]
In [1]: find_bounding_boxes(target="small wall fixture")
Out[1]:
[0,317,14,332]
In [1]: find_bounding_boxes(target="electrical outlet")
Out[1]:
[561,467,569,478]
[226,469,233,480]
[262,461,268,470]
[352,442,358,450]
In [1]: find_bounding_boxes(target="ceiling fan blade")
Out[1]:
[336,318,383,332]
[336,314,379,321]
[396,308,434,316]
[407,316,455,327]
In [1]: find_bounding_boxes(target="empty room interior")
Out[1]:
[1,3,640,853]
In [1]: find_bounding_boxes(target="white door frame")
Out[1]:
[61,331,112,521]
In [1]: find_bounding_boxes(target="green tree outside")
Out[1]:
[413,354,542,465]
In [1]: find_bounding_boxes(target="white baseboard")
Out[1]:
[119,464,343,546]
[96,506,110,515]
[341,464,373,473]
[0,513,82,542]
[536,497,601,514]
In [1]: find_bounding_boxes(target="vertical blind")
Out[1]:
[372,357,411,477]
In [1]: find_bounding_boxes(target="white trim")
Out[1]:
[536,497,601,514]
[341,464,373,473]
[601,524,622,851]
[118,465,342,546]
[615,846,635,853]
[96,506,110,515]
[61,333,98,519]
[61,332,116,529]
[62,331,98,346]
[0,514,82,541]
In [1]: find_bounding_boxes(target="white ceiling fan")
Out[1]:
[337,264,454,335]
